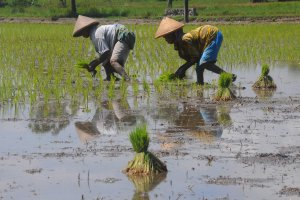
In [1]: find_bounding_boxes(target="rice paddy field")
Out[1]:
[0,21,300,199]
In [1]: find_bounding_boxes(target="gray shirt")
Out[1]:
[90,24,124,59]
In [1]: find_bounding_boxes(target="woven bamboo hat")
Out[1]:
[73,15,99,37]
[155,17,184,39]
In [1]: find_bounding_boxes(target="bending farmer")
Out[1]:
[73,15,135,81]
[155,17,236,85]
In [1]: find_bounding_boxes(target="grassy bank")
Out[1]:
[0,0,299,19]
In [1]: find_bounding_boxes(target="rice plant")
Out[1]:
[252,64,277,89]
[214,73,236,101]
[156,72,177,82]
[124,124,167,175]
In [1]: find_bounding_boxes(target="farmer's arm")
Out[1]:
[175,47,198,79]
[174,58,197,79]
[88,50,110,71]
[174,38,199,79]
[86,51,110,77]
[88,33,111,72]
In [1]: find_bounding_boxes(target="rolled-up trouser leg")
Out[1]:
[110,41,130,81]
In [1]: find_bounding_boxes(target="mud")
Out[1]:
[0,64,300,199]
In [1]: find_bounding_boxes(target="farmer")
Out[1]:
[73,15,135,81]
[155,17,236,85]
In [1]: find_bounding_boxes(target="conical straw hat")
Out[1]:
[73,15,99,37]
[155,17,184,39]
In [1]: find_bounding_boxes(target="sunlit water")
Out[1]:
[1,63,300,200]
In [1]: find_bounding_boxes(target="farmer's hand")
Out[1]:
[87,66,97,77]
[174,70,185,79]
[91,70,97,77]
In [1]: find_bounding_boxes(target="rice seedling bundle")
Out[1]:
[156,72,177,82]
[74,60,89,70]
[124,125,167,175]
[252,64,276,89]
[214,73,236,101]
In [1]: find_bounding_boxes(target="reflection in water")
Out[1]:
[74,121,100,143]
[253,88,276,100]
[127,173,166,200]
[192,105,232,143]
[75,99,146,143]
[216,105,233,127]
[159,103,232,148]
[175,104,205,129]
[28,100,78,134]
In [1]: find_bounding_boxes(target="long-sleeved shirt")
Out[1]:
[175,25,219,62]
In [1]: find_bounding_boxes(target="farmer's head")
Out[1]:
[155,17,184,44]
[73,15,99,38]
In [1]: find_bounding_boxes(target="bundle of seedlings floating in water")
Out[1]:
[252,64,277,89]
[124,124,167,175]
[214,73,236,101]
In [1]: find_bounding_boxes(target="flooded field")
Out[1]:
[1,62,300,200]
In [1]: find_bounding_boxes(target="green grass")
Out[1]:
[0,0,299,19]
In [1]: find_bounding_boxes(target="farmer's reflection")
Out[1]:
[127,173,166,200]
[161,104,232,148]
[182,105,223,143]
[75,99,143,143]
[28,101,77,134]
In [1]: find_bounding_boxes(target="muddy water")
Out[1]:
[1,63,300,200]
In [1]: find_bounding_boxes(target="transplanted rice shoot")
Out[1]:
[252,64,277,89]
[130,125,149,153]
[74,60,89,70]
[214,73,236,101]
[156,72,177,82]
[124,125,167,175]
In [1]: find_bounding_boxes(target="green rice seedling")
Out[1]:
[130,125,149,153]
[156,72,177,82]
[132,80,139,97]
[120,78,128,100]
[252,64,277,89]
[124,124,167,175]
[95,75,104,103]
[153,80,162,95]
[214,73,236,101]
[107,76,116,100]
[142,78,150,97]
[74,60,89,70]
